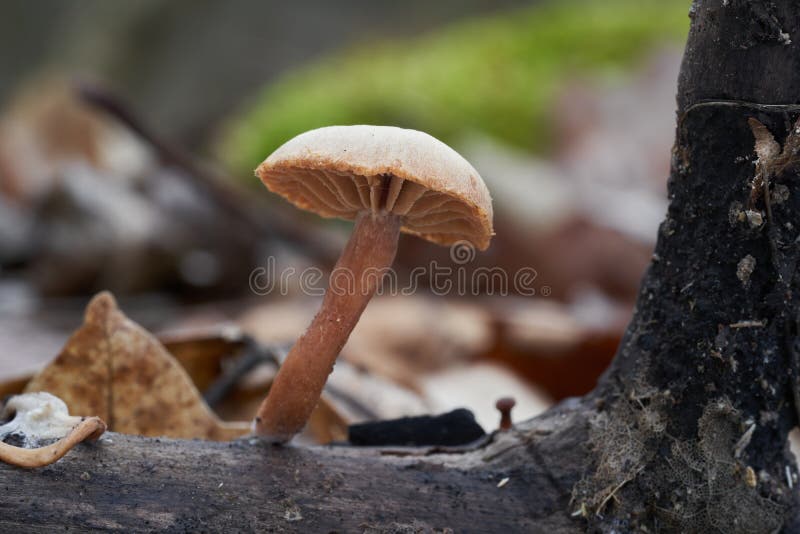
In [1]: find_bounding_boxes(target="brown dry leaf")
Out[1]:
[238,295,493,390]
[160,329,249,393]
[345,296,492,389]
[0,375,30,400]
[486,297,624,400]
[0,331,247,405]
[305,394,349,444]
[25,291,248,441]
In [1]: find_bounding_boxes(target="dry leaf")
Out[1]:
[239,295,493,389]
[0,375,30,400]
[345,295,492,388]
[486,298,623,400]
[25,291,248,440]
[160,329,249,393]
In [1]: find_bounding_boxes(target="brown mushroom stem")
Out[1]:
[0,416,106,468]
[255,211,402,442]
[496,397,516,431]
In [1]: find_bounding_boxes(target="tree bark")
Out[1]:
[586,0,800,530]
[0,405,590,532]
[3,1,800,532]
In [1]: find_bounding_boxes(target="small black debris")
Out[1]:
[348,408,485,447]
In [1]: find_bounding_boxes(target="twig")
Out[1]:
[203,339,285,408]
[0,417,106,468]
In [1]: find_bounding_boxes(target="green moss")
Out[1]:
[221,0,689,175]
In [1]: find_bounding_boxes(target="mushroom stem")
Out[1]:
[0,416,106,468]
[496,397,516,431]
[254,211,402,442]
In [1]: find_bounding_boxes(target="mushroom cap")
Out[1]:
[495,397,516,411]
[256,125,493,250]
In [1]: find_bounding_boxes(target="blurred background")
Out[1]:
[0,0,691,440]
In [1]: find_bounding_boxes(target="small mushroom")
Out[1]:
[495,397,516,431]
[253,125,493,443]
[0,392,106,468]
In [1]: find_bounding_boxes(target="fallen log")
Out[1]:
[0,404,589,532]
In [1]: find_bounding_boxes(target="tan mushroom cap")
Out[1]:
[256,125,494,250]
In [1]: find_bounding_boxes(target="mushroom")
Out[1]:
[495,397,516,431]
[0,392,106,468]
[253,125,493,443]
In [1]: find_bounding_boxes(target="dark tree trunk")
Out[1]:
[677,0,800,110]
[3,1,800,532]
[585,0,800,530]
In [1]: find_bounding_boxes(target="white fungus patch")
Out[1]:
[0,392,83,448]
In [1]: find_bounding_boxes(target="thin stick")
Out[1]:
[0,417,106,468]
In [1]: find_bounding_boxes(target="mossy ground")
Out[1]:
[220,0,690,176]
